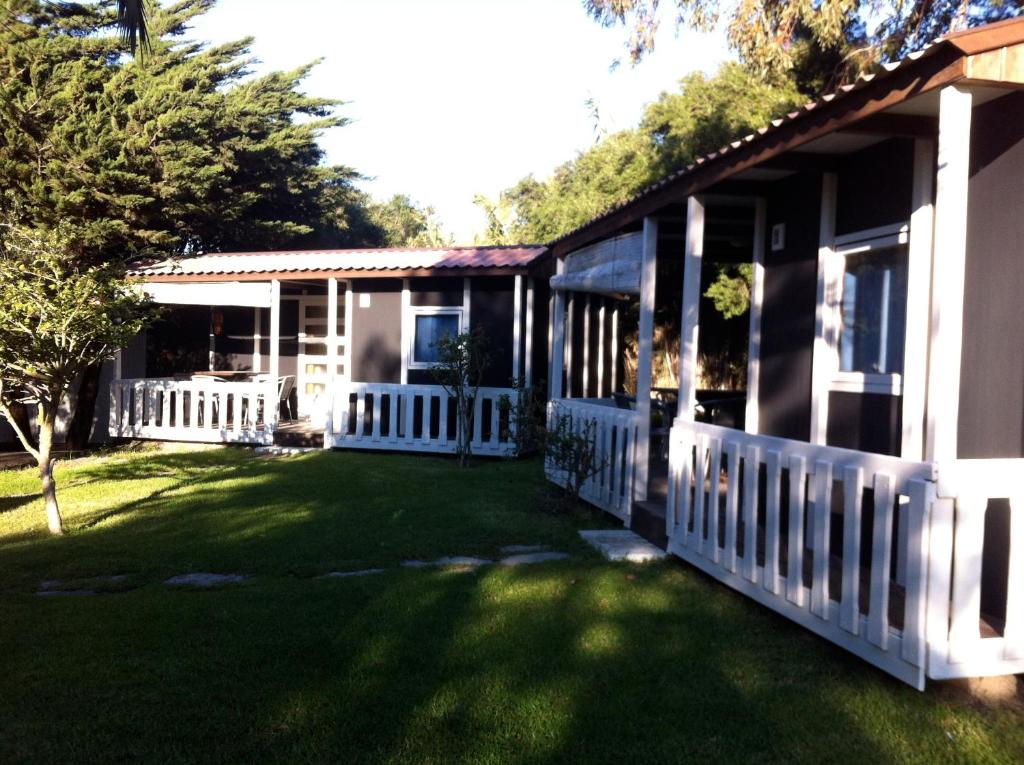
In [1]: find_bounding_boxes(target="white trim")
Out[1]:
[268,279,281,429]
[610,303,619,393]
[208,306,216,371]
[597,298,606,397]
[406,306,466,370]
[829,372,904,396]
[513,274,523,382]
[678,197,705,422]
[634,216,659,504]
[462,277,471,332]
[400,279,410,384]
[327,277,339,436]
[926,86,973,466]
[810,173,838,444]
[565,292,574,398]
[833,222,909,248]
[525,277,534,387]
[344,281,354,382]
[252,307,262,373]
[143,280,272,308]
[834,231,909,256]
[746,198,766,434]
[902,138,935,461]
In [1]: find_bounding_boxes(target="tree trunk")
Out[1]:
[66,363,102,450]
[37,408,64,535]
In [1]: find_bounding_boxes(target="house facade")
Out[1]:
[544,19,1024,688]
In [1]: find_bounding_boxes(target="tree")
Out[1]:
[585,0,1022,85]
[368,194,453,247]
[430,330,492,467]
[0,221,153,534]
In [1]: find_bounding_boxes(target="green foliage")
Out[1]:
[430,330,492,466]
[544,409,606,509]
[0,0,383,261]
[704,263,753,320]
[368,194,452,247]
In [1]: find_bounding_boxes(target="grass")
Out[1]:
[0,446,1022,764]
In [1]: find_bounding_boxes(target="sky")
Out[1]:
[187,0,731,243]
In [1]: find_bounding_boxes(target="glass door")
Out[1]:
[297,294,347,419]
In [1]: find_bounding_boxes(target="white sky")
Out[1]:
[186,0,730,243]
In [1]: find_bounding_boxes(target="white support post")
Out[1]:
[268,279,281,430]
[208,306,216,371]
[903,138,936,461]
[462,277,471,332]
[582,294,591,398]
[113,349,122,380]
[678,198,705,422]
[344,281,354,382]
[550,288,566,400]
[252,307,262,373]
[810,173,838,445]
[927,86,973,468]
[513,274,523,383]
[326,277,339,445]
[746,198,767,434]
[611,303,619,394]
[525,277,534,387]
[597,298,606,398]
[565,292,575,398]
[401,279,411,384]
[635,216,659,503]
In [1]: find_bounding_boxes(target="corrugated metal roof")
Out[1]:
[131,246,547,277]
[548,18,1024,251]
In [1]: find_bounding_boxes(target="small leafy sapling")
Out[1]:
[430,329,492,467]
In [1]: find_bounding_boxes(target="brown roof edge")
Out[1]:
[137,267,534,283]
[547,21,1024,258]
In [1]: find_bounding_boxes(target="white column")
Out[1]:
[565,293,574,398]
[326,277,338,443]
[462,277,471,332]
[344,280,354,382]
[400,279,411,384]
[678,198,705,421]
[550,288,566,400]
[597,298,606,397]
[252,307,262,373]
[611,303,619,393]
[208,307,216,371]
[745,199,767,434]
[268,279,281,429]
[635,216,658,503]
[525,277,535,387]
[927,86,973,468]
[582,294,591,398]
[810,173,838,445]
[513,274,523,383]
[902,138,936,461]
[114,349,122,380]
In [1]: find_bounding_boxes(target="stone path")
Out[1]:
[499,552,570,566]
[164,573,248,587]
[578,529,667,562]
[318,568,385,579]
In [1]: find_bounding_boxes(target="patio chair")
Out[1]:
[255,375,296,423]
[190,374,225,426]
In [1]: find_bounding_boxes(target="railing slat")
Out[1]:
[693,434,707,553]
[707,438,722,563]
[840,465,864,635]
[742,444,760,583]
[421,389,432,445]
[763,449,782,594]
[810,460,833,619]
[1004,494,1024,661]
[723,441,741,573]
[786,455,807,606]
[372,392,382,441]
[947,494,987,659]
[679,433,694,549]
[901,478,933,667]
[867,472,895,649]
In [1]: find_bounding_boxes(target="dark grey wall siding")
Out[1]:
[757,173,821,440]
[530,276,551,391]
[411,277,463,307]
[835,138,914,235]
[351,280,402,383]
[826,392,902,456]
[958,91,1024,459]
[470,276,515,387]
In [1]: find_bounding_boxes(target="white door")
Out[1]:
[297,295,347,419]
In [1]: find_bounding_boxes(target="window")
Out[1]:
[839,246,908,375]
[410,309,462,367]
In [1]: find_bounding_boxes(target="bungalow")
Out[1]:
[543,18,1024,689]
[104,246,552,455]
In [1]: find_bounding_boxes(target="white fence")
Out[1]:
[926,459,1024,679]
[109,378,274,445]
[545,399,642,522]
[326,383,518,457]
[666,420,937,688]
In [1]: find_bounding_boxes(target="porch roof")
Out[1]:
[131,245,548,282]
[548,17,1024,257]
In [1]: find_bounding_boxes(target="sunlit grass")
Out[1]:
[1,446,1022,764]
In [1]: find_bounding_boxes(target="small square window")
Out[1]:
[412,312,461,366]
[839,246,908,375]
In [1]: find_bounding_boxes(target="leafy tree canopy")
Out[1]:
[368,194,453,248]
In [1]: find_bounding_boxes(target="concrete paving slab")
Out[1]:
[579,530,667,563]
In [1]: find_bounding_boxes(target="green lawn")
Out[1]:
[0,446,1021,764]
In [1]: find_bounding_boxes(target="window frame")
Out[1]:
[827,223,910,396]
[407,306,465,370]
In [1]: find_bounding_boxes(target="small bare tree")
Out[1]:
[430,329,491,467]
[0,221,153,534]
[544,407,608,509]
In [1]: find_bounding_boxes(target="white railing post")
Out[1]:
[268,279,281,432]
[550,287,566,400]
[326,276,338,448]
[635,216,658,504]
[679,198,704,422]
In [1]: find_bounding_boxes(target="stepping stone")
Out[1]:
[434,556,491,567]
[35,589,96,597]
[500,545,550,554]
[164,573,247,587]
[318,568,385,579]
[253,446,316,458]
[400,560,431,568]
[38,574,129,591]
[579,530,667,562]
[499,552,570,566]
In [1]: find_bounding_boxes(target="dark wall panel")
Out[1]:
[758,172,821,440]
[470,276,515,387]
[959,91,1024,458]
[826,392,902,456]
[835,138,914,236]
[351,279,402,383]
[530,275,551,392]
[411,277,464,307]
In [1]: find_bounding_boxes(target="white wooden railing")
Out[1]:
[545,398,642,522]
[109,378,274,445]
[325,383,517,456]
[667,420,937,689]
[926,459,1024,680]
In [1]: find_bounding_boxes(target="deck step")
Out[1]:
[273,426,324,449]
[631,499,669,550]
